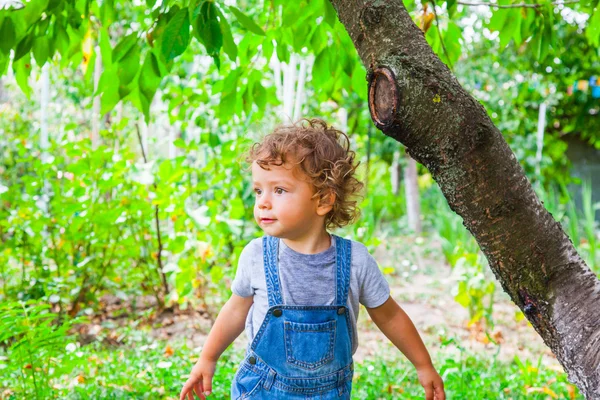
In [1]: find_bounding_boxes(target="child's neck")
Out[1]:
[281,230,331,255]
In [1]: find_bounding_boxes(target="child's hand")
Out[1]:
[179,358,217,400]
[417,365,445,400]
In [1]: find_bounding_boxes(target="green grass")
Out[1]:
[0,326,582,399]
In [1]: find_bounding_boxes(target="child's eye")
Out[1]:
[275,187,286,194]
[254,188,262,195]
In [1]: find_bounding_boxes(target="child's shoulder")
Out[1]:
[242,236,264,253]
[335,235,374,262]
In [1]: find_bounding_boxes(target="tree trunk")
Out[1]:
[329,0,600,397]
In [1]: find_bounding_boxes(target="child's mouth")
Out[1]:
[260,218,276,224]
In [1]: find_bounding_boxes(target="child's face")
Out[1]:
[252,160,331,239]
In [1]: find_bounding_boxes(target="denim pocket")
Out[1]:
[284,319,336,370]
[232,366,264,400]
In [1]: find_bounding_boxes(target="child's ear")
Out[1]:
[317,191,336,216]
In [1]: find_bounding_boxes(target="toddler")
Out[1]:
[180,119,445,399]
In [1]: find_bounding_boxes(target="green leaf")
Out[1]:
[99,27,112,67]
[13,55,32,98]
[444,21,462,66]
[100,0,115,26]
[312,49,330,88]
[242,84,252,116]
[520,8,535,40]
[310,24,326,54]
[14,34,34,62]
[351,61,366,97]
[0,18,16,54]
[96,66,120,114]
[447,0,457,17]
[529,17,544,60]
[219,68,239,121]
[194,1,223,68]
[117,44,141,99]
[128,87,149,120]
[262,37,273,62]
[101,85,120,116]
[499,9,521,48]
[117,45,140,87]
[53,24,70,58]
[138,51,163,121]
[229,6,265,36]
[161,7,190,62]
[229,197,245,219]
[36,17,50,36]
[587,6,600,46]
[112,33,137,63]
[0,53,8,76]
[292,24,310,53]
[323,0,337,27]
[488,3,509,32]
[32,36,50,66]
[252,80,266,117]
[215,5,236,60]
[276,42,290,63]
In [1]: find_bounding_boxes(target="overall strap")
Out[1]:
[262,235,284,307]
[335,235,352,306]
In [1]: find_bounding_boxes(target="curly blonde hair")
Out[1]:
[245,118,364,230]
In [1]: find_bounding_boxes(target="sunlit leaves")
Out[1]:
[32,36,50,66]
[113,33,137,63]
[219,68,239,121]
[586,5,600,46]
[486,2,556,62]
[97,67,120,115]
[215,6,237,61]
[229,6,265,36]
[323,0,337,27]
[425,20,462,68]
[501,9,522,48]
[193,1,223,68]
[161,7,190,62]
[138,51,163,122]
[13,33,34,61]
[12,54,32,98]
[0,17,16,54]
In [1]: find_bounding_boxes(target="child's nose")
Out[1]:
[257,193,271,209]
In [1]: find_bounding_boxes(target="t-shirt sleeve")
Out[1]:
[231,241,255,298]
[357,245,390,308]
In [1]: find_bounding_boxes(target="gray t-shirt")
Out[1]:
[231,235,390,355]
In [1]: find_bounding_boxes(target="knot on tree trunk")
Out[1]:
[360,2,385,27]
[368,66,399,131]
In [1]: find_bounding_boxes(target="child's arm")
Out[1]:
[367,296,446,400]
[179,293,253,400]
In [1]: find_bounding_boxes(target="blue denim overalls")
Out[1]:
[231,234,354,399]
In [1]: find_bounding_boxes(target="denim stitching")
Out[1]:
[235,366,265,399]
[249,310,272,350]
[263,236,283,307]
[241,364,353,394]
[283,320,336,370]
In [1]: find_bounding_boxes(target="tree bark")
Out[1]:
[329,0,600,398]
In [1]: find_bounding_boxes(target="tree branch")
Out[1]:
[135,123,170,300]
